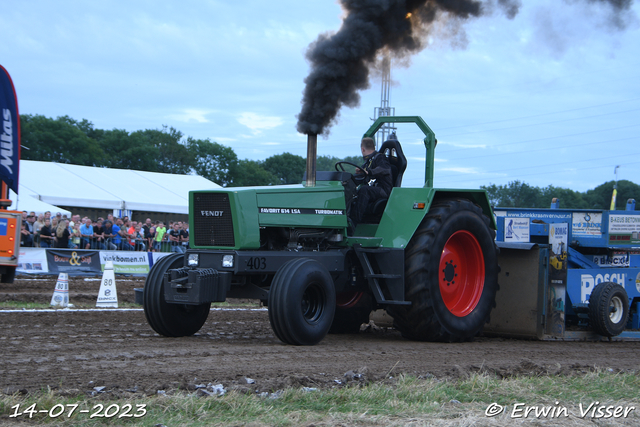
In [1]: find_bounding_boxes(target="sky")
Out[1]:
[1,0,639,193]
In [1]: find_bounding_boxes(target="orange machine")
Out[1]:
[0,207,20,283]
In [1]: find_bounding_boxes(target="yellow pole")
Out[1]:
[610,165,620,210]
[610,188,617,211]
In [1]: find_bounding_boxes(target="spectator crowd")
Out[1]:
[19,211,190,253]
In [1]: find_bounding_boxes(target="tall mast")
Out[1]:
[372,55,396,149]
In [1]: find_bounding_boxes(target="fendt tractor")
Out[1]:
[143,116,500,345]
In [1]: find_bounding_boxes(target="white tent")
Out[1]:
[8,160,221,214]
[9,191,71,216]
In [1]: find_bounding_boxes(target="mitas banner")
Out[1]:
[0,65,20,194]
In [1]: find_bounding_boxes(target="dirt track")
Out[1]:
[1,275,640,397]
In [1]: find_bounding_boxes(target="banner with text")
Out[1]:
[100,251,152,274]
[0,65,20,194]
[46,249,101,274]
[17,249,177,275]
[16,247,48,274]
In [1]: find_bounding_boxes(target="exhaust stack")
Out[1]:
[305,134,317,187]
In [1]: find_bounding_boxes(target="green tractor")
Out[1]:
[143,116,499,345]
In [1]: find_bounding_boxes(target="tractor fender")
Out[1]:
[375,188,495,249]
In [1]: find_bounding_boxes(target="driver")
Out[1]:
[349,137,392,229]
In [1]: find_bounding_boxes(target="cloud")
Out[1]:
[166,109,211,123]
[438,140,487,149]
[410,156,448,162]
[440,167,481,174]
[264,21,303,42]
[213,137,236,143]
[237,112,284,135]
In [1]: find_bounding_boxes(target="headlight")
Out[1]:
[222,255,234,268]
[187,253,199,267]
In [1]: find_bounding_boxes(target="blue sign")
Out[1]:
[0,65,20,194]
[0,218,7,236]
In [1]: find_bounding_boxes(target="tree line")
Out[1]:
[481,180,640,210]
[20,114,639,209]
[19,114,361,187]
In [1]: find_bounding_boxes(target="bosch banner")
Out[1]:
[0,65,20,194]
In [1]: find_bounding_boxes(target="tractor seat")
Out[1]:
[367,134,407,218]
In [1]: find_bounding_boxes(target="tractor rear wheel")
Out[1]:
[143,253,211,337]
[588,281,629,337]
[268,258,336,345]
[388,198,499,342]
[329,292,373,334]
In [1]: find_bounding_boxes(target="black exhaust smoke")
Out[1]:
[296,0,634,137]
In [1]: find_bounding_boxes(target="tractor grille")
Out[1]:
[193,193,235,247]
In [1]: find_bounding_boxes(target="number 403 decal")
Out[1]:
[246,257,266,270]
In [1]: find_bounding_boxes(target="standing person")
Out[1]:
[168,222,185,253]
[179,221,189,250]
[25,214,35,233]
[113,219,134,251]
[70,222,81,249]
[141,218,152,250]
[33,214,44,234]
[102,220,117,250]
[39,218,54,248]
[147,225,156,252]
[348,137,392,230]
[69,214,81,228]
[55,220,71,249]
[133,223,146,251]
[154,221,167,252]
[127,221,137,249]
[80,218,94,249]
[92,219,106,249]
[142,218,152,239]
[33,214,44,247]
[25,214,36,245]
[20,222,33,247]
[111,219,123,249]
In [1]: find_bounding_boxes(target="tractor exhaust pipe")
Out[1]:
[305,134,317,187]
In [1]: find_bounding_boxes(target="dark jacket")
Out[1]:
[360,151,393,196]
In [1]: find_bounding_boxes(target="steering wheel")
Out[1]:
[334,161,363,173]
[335,161,367,184]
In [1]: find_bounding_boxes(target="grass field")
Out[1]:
[2,370,638,426]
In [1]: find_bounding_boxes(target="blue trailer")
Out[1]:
[485,199,640,340]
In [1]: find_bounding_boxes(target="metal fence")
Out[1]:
[24,236,188,253]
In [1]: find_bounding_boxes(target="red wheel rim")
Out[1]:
[439,230,485,317]
[336,291,363,308]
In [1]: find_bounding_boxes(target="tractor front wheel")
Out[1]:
[389,198,499,342]
[268,258,336,345]
[143,253,211,337]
